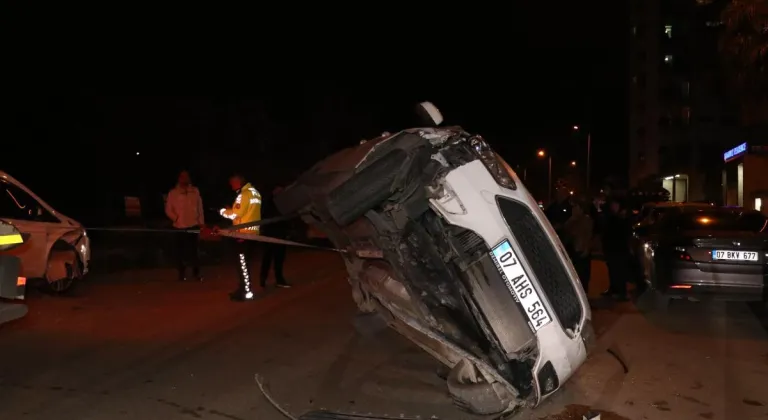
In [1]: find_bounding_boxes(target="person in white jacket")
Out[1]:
[165,170,205,281]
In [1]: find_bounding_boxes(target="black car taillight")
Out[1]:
[673,247,692,261]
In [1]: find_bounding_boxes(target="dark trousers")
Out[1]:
[231,239,254,296]
[259,243,287,285]
[604,252,629,296]
[571,254,591,294]
[175,227,200,279]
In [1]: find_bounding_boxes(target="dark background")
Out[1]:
[2,3,628,225]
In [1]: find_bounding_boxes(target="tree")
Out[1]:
[719,0,768,124]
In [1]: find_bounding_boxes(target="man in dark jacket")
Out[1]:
[545,188,573,227]
[601,199,632,300]
[259,186,291,288]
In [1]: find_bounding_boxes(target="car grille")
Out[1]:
[496,197,582,330]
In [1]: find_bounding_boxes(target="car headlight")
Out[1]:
[469,136,517,190]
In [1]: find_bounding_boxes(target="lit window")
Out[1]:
[665,25,672,38]
[756,198,762,212]
[664,55,673,64]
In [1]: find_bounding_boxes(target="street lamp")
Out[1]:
[572,125,592,192]
[570,160,577,167]
[537,149,552,204]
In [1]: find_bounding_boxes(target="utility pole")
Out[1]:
[548,155,552,204]
[587,132,591,192]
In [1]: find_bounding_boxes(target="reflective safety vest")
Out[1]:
[0,233,23,247]
[220,182,262,233]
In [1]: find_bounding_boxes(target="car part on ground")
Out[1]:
[276,110,592,416]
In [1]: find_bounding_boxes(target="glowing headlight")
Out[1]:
[469,137,517,190]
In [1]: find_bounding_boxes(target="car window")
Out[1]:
[0,180,59,223]
[659,210,767,232]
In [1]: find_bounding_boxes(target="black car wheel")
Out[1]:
[326,149,407,226]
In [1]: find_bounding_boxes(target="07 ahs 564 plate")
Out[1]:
[490,239,552,332]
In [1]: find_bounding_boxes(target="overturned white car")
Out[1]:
[0,171,90,293]
[276,105,593,415]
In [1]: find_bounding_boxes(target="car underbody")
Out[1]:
[276,126,592,415]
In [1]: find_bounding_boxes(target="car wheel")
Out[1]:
[446,359,516,415]
[326,149,407,226]
[44,257,81,295]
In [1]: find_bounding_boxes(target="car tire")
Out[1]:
[44,256,82,295]
[326,149,407,226]
[446,359,515,415]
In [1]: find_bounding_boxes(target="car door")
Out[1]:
[0,179,60,278]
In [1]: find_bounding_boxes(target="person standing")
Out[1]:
[165,170,204,282]
[219,174,261,301]
[259,186,291,289]
[563,199,594,294]
[601,199,632,301]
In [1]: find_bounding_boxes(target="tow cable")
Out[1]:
[84,214,347,253]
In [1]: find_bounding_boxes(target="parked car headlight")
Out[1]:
[469,136,517,190]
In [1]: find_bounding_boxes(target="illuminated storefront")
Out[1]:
[722,142,768,213]
[661,174,689,202]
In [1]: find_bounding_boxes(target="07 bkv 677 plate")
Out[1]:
[711,250,759,261]
[490,239,552,332]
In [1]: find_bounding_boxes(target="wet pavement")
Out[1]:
[0,251,766,419]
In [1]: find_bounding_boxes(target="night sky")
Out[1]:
[4,2,627,223]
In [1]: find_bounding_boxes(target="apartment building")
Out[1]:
[628,0,739,202]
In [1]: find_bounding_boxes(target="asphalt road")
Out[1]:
[1,250,767,420]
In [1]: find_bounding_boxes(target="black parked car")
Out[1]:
[632,207,767,308]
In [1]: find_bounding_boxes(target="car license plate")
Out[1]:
[711,250,759,261]
[490,239,552,332]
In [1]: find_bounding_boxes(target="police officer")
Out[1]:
[219,174,262,301]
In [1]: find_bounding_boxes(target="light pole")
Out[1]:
[573,125,591,192]
[537,149,552,204]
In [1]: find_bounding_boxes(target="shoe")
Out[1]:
[276,283,291,289]
[230,291,255,301]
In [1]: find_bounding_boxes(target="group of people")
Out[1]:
[164,170,291,302]
[544,189,634,301]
